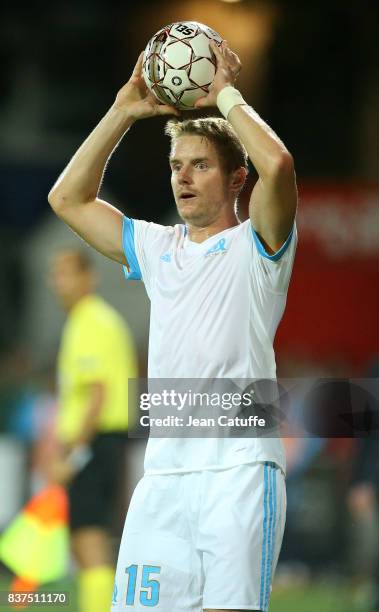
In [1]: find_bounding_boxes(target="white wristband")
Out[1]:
[217,86,246,119]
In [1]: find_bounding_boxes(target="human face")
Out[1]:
[170,135,232,226]
[49,251,93,310]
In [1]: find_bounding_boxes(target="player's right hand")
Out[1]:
[113,52,180,121]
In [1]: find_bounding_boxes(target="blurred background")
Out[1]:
[0,0,378,610]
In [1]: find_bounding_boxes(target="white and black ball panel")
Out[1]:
[142,21,222,109]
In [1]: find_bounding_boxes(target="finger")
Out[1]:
[224,46,234,57]
[223,45,239,63]
[228,49,240,64]
[210,39,223,59]
[221,40,231,56]
[156,103,181,117]
[132,51,145,78]
[223,47,242,75]
[221,41,238,60]
[194,95,209,108]
[145,92,179,115]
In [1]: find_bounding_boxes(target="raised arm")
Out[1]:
[227,103,297,254]
[48,53,179,265]
[196,41,297,253]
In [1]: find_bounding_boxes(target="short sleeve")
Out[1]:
[122,217,142,281]
[250,222,298,294]
[122,216,172,297]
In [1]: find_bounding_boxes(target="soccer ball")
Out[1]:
[142,21,222,111]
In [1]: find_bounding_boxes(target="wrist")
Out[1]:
[217,86,246,120]
[109,103,136,127]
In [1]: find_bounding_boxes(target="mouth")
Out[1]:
[178,194,197,205]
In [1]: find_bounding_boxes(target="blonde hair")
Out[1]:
[165,116,248,174]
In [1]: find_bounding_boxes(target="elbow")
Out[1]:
[48,185,95,214]
[269,152,295,179]
[48,188,77,217]
[48,188,64,213]
[47,189,62,212]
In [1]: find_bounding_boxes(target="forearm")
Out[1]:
[226,102,293,180]
[49,50,178,213]
[48,105,134,207]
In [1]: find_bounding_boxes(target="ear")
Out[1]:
[229,167,248,193]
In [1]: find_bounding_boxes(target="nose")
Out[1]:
[177,165,192,184]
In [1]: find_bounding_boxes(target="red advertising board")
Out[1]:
[274,183,379,372]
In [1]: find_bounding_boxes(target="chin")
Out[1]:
[177,204,202,223]
[177,207,194,223]
[179,212,203,225]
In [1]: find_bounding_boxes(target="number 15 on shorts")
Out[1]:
[125,564,161,606]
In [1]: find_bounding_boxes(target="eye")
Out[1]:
[196,161,208,170]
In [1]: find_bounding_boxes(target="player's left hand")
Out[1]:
[195,40,241,109]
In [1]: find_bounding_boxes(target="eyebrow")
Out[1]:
[169,157,210,165]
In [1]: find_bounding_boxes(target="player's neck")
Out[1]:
[187,214,238,244]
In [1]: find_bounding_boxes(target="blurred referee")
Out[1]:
[49,248,138,612]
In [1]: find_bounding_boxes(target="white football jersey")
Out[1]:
[122,217,297,475]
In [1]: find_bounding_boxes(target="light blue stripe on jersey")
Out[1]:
[122,216,142,280]
[251,224,294,261]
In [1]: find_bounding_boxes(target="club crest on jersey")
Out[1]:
[205,238,227,258]
[160,250,172,263]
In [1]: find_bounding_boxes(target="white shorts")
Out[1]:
[111,462,286,612]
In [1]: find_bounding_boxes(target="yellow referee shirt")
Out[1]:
[56,294,138,444]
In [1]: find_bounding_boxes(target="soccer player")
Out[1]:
[48,40,297,612]
[49,249,138,612]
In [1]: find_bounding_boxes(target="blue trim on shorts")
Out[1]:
[264,465,277,611]
[251,224,294,262]
[260,463,278,612]
[265,465,274,610]
[260,463,269,609]
[270,469,278,608]
[122,216,142,280]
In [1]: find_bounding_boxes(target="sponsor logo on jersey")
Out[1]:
[160,251,172,262]
[205,238,227,258]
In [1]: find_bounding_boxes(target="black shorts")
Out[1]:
[68,432,127,531]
